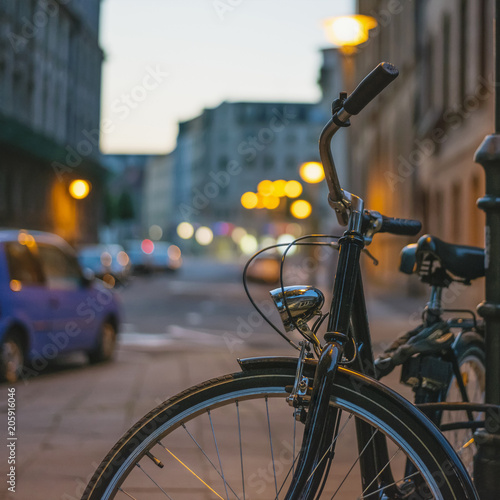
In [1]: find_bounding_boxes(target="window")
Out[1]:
[285,156,297,170]
[38,244,82,290]
[5,242,44,285]
[263,155,275,170]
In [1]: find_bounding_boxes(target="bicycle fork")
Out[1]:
[284,341,345,499]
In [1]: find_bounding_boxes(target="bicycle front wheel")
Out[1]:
[83,364,477,499]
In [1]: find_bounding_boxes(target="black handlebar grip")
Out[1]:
[379,216,422,236]
[343,62,399,115]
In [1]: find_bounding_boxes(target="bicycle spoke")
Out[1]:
[359,447,401,497]
[236,400,246,500]
[158,440,225,500]
[180,425,241,499]
[358,471,420,499]
[330,427,379,499]
[135,463,174,499]
[118,488,139,499]
[208,409,230,500]
[265,396,279,499]
[306,411,353,483]
[276,451,301,498]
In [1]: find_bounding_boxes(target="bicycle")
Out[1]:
[374,234,486,477]
[82,63,481,499]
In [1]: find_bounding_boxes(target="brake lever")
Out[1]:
[363,211,383,245]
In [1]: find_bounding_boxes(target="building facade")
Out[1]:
[348,0,493,304]
[142,153,175,239]
[0,0,104,244]
[174,101,330,237]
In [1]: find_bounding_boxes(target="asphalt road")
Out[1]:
[0,257,420,500]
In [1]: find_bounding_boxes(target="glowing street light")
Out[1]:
[323,15,377,53]
[272,179,287,197]
[300,162,325,184]
[262,195,280,210]
[195,226,214,246]
[284,180,303,198]
[177,222,194,239]
[241,192,258,209]
[290,200,312,219]
[257,180,274,196]
[69,179,91,199]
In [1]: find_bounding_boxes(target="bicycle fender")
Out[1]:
[238,355,317,374]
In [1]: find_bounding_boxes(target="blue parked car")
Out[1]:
[0,230,121,383]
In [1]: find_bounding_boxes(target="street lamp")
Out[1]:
[290,200,312,219]
[322,15,377,54]
[322,14,377,194]
[300,162,325,184]
[69,179,91,200]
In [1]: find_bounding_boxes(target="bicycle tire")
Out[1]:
[442,332,486,476]
[82,364,477,499]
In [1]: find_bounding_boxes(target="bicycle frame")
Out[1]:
[284,211,404,498]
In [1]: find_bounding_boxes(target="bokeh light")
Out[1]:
[300,162,325,184]
[284,180,303,198]
[290,199,312,219]
[231,227,247,244]
[260,236,277,249]
[286,223,303,237]
[257,180,274,196]
[240,234,258,255]
[117,251,130,266]
[277,233,297,255]
[168,244,182,260]
[177,222,194,239]
[323,15,377,48]
[149,224,163,240]
[272,179,287,197]
[69,179,91,199]
[100,251,112,267]
[141,239,155,254]
[195,226,214,246]
[241,192,258,209]
[263,195,280,209]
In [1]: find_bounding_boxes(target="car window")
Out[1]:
[5,242,44,285]
[37,244,83,290]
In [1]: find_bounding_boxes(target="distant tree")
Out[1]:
[117,191,135,221]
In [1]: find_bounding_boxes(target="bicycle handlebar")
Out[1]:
[379,216,422,236]
[319,62,400,226]
[343,62,399,115]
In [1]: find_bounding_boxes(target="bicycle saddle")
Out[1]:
[399,234,485,283]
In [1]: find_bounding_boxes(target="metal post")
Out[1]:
[473,1,500,497]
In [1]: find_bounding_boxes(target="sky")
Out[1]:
[99,0,355,154]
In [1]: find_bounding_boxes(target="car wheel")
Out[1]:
[0,332,24,383]
[88,322,117,364]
